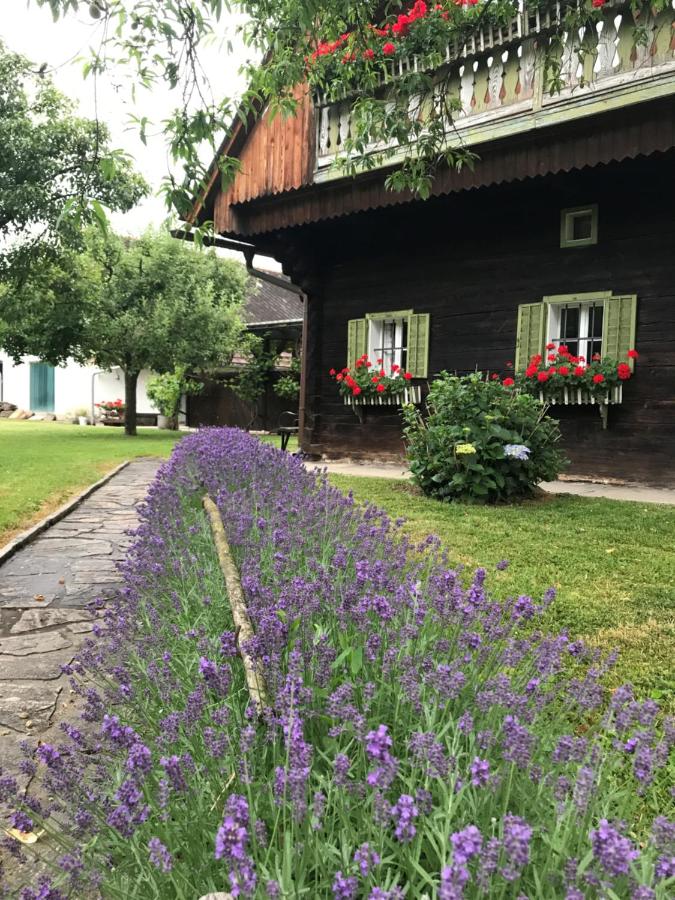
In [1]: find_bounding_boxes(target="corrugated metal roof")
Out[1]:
[244,274,304,325]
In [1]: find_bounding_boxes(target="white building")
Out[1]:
[0,353,157,420]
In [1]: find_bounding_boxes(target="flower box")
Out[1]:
[343,384,422,406]
[538,385,623,406]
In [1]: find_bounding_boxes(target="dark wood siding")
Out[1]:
[220,97,675,238]
[290,154,675,485]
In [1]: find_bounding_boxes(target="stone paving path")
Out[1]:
[0,459,160,783]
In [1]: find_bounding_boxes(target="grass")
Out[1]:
[327,474,675,702]
[0,420,184,547]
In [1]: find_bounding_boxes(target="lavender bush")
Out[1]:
[2,429,673,899]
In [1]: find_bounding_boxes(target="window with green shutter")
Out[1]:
[29,362,55,412]
[347,310,430,378]
[515,293,637,369]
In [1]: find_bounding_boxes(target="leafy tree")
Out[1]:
[0,40,147,279]
[0,229,249,435]
[226,333,277,430]
[146,366,204,429]
[29,1,664,210]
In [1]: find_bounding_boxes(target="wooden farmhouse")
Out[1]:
[190,1,675,485]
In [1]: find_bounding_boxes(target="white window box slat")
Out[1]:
[343,384,422,406]
[538,385,623,406]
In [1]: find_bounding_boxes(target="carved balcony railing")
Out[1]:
[314,1,675,177]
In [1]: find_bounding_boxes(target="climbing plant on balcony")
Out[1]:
[30,0,675,211]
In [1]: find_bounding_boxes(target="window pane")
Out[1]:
[590,304,603,338]
[572,213,593,241]
[562,305,579,339]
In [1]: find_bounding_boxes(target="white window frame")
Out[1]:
[366,314,409,374]
[545,292,609,362]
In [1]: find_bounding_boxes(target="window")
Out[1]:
[560,205,598,248]
[515,293,637,371]
[347,309,430,378]
[368,316,408,372]
[547,300,604,361]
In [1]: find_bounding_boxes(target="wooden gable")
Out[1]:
[209,85,316,235]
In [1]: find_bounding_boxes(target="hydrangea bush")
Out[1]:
[2,429,672,899]
[403,372,567,503]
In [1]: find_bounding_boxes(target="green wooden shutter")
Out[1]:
[603,294,637,369]
[29,363,55,412]
[347,318,367,368]
[407,313,430,378]
[515,303,545,370]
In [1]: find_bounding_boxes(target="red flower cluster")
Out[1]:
[519,345,638,397]
[307,1,473,67]
[96,398,125,415]
[330,356,413,399]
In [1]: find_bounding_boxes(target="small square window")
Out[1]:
[560,205,598,248]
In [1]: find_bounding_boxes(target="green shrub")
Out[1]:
[403,372,567,503]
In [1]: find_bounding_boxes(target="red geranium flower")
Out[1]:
[371,376,380,383]
[376,383,386,393]
[382,42,396,55]
[363,48,375,60]
[558,365,570,376]
[573,366,586,377]
[506,361,513,368]
[627,349,639,359]
[592,373,605,384]
[537,371,550,383]
[617,363,632,380]
[559,345,569,354]
[403,372,413,381]
[391,364,400,372]
[352,386,362,395]
[547,353,556,362]
[490,373,499,380]
[503,377,515,387]
[329,368,336,376]
[336,374,344,382]
[525,364,538,378]
[546,342,555,350]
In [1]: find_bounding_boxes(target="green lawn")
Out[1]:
[0,420,184,546]
[328,474,675,702]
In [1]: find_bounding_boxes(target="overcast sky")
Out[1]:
[2,1,251,237]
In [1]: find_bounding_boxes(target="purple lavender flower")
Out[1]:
[365,724,393,761]
[390,794,418,843]
[148,837,172,873]
[9,810,33,833]
[470,757,490,787]
[501,814,532,881]
[451,825,483,863]
[353,842,380,878]
[332,870,358,899]
[591,819,639,877]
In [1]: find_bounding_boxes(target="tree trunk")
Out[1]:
[124,370,139,436]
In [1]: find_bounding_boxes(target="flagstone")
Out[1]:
[10,609,92,635]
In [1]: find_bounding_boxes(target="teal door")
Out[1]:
[29,363,55,412]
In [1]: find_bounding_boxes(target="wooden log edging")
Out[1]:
[202,495,270,716]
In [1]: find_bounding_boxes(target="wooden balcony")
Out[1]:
[314,1,675,178]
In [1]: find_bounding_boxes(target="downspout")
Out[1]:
[91,369,105,422]
[243,248,306,299]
